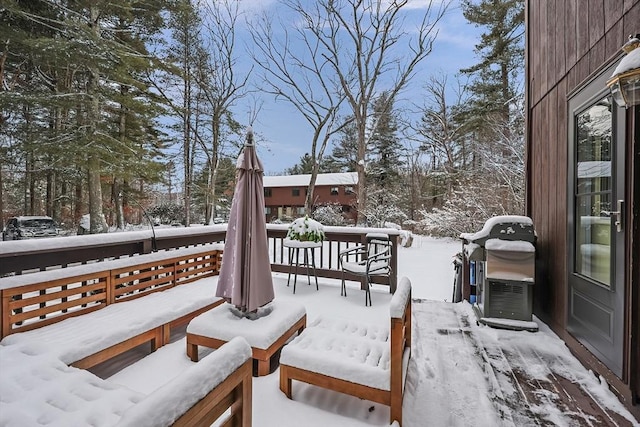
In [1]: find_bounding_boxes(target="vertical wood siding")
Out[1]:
[527,0,633,328]
[527,0,639,414]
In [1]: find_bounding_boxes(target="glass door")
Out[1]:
[568,70,626,377]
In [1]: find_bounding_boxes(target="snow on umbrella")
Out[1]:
[215,127,274,316]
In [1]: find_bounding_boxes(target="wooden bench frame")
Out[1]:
[187,314,307,376]
[280,286,411,426]
[0,245,256,426]
[169,358,252,427]
[1,247,223,369]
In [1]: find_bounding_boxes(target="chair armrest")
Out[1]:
[339,246,368,265]
[368,249,391,263]
[339,245,366,256]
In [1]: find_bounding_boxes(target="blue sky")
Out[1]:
[229,0,483,175]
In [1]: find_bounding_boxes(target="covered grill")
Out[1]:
[460,216,538,332]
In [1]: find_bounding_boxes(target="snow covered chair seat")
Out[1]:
[1,275,223,369]
[279,277,412,426]
[0,337,253,427]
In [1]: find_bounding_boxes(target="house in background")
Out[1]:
[263,172,358,222]
[526,1,639,418]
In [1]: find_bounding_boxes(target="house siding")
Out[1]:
[526,0,639,416]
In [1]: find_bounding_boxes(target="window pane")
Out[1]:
[576,201,611,286]
[576,99,612,194]
[574,97,612,287]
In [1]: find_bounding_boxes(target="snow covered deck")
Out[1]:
[1,236,637,426]
[85,273,638,427]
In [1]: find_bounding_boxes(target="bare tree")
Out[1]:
[417,73,472,199]
[280,0,448,223]
[197,0,250,224]
[249,8,347,216]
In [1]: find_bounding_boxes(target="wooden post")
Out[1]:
[390,234,398,293]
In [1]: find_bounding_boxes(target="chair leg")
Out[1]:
[293,248,299,294]
[311,249,319,290]
[365,275,372,306]
[287,249,294,286]
[341,272,347,297]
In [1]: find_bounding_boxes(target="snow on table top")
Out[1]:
[0,344,143,427]
[187,300,306,350]
[283,238,323,248]
[1,278,221,365]
[281,326,391,390]
[0,243,224,290]
[116,336,251,427]
[390,277,411,319]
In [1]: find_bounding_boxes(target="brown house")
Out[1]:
[263,172,358,222]
[526,1,639,417]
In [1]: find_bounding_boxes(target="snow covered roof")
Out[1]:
[263,172,357,188]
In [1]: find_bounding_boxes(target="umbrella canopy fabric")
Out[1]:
[215,128,275,313]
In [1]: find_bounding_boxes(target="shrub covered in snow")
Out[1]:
[286,215,325,243]
[312,203,347,226]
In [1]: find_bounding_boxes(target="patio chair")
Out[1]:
[339,233,392,306]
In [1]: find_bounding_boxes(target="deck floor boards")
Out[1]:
[407,300,637,427]
[88,299,638,426]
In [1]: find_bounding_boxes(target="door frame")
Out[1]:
[631,106,639,404]
[566,63,627,378]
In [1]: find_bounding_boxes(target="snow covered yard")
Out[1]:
[2,235,638,426]
[98,236,638,427]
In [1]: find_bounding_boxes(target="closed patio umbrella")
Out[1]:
[216,127,274,315]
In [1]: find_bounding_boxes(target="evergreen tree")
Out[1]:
[1,1,168,231]
[285,153,315,175]
[368,92,403,190]
[322,117,358,173]
[363,93,406,226]
[460,0,524,138]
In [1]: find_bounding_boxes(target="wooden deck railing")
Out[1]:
[1,247,222,338]
[1,224,400,291]
[0,226,228,276]
[266,225,400,292]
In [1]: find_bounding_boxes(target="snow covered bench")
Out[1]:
[0,336,253,426]
[0,245,224,368]
[279,276,412,426]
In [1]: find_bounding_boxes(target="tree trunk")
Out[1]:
[113,177,125,230]
[88,156,106,233]
[356,116,367,225]
[74,175,83,228]
[46,168,54,217]
[87,6,106,234]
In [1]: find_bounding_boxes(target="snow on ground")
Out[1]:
[104,235,638,426]
[2,235,638,426]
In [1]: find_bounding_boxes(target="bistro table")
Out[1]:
[283,238,322,293]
